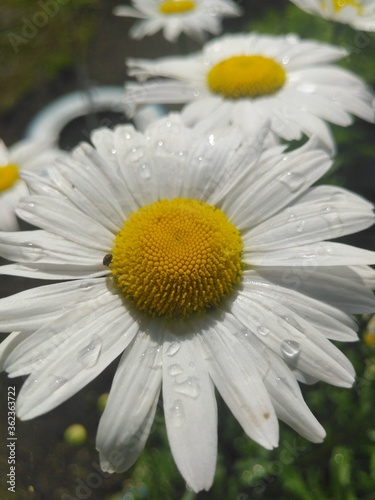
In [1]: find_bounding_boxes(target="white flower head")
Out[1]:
[113,0,242,42]
[290,0,375,31]
[0,139,67,232]
[124,33,375,151]
[1,115,375,492]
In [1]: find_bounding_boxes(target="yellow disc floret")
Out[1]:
[159,0,196,15]
[0,165,19,192]
[323,0,363,14]
[207,55,286,99]
[111,198,243,318]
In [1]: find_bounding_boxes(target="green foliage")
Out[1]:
[0,0,99,113]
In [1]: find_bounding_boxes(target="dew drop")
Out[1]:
[257,326,270,336]
[125,133,131,139]
[286,34,299,44]
[296,221,305,233]
[23,376,39,394]
[49,376,68,392]
[174,376,201,399]
[324,210,342,226]
[279,171,305,192]
[193,88,200,97]
[158,140,164,147]
[79,336,102,368]
[111,148,116,155]
[166,342,181,357]
[280,339,301,362]
[139,164,151,179]
[79,281,95,291]
[281,315,304,332]
[169,399,185,427]
[168,364,183,376]
[282,56,290,65]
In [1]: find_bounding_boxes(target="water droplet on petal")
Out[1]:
[166,342,181,357]
[282,315,304,332]
[79,336,102,368]
[280,339,301,363]
[278,171,305,192]
[139,164,151,179]
[111,148,116,155]
[257,326,270,336]
[169,399,185,427]
[23,376,39,395]
[168,364,183,376]
[49,376,68,392]
[174,376,200,399]
[296,221,305,233]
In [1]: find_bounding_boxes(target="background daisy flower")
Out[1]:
[0,115,374,492]
[113,0,242,42]
[124,33,374,150]
[289,0,375,31]
[0,139,66,232]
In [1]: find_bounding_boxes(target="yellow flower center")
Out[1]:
[0,164,19,192]
[159,0,196,15]
[110,198,243,318]
[323,0,363,14]
[207,55,287,100]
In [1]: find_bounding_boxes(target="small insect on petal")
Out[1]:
[103,253,113,266]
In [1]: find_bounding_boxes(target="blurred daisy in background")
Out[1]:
[124,33,374,150]
[289,0,375,31]
[0,139,66,232]
[0,115,374,491]
[113,0,242,42]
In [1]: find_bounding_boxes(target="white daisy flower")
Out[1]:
[113,0,242,42]
[124,33,375,151]
[289,0,375,32]
[0,139,67,232]
[1,115,375,492]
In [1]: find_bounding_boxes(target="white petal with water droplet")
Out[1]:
[15,298,139,420]
[97,326,163,473]
[163,331,217,492]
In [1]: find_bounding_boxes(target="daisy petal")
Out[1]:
[97,327,163,473]
[0,279,109,333]
[16,298,139,420]
[201,313,279,450]
[162,331,217,492]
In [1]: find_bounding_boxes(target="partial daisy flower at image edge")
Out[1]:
[0,115,374,492]
[0,139,67,232]
[289,0,375,32]
[113,0,242,42]
[123,33,375,151]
